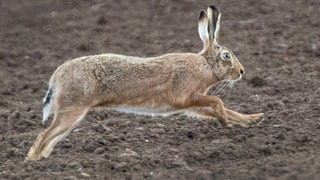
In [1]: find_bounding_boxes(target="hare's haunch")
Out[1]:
[26,5,264,161]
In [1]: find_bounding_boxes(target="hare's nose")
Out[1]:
[240,69,245,76]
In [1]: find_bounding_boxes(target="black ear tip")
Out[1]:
[199,10,206,19]
[209,5,219,11]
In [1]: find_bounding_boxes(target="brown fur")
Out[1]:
[26,5,263,161]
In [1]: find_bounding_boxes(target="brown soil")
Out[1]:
[1,0,319,179]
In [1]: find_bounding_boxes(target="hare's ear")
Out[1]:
[198,10,209,54]
[207,5,221,45]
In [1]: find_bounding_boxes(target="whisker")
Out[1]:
[215,77,232,95]
[215,80,229,95]
[225,80,235,96]
[212,80,226,94]
[228,79,235,89]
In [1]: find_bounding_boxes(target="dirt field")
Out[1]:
[0,0,319,179]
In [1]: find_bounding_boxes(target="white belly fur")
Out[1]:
[109,105,209,120]
[110,105,188,117]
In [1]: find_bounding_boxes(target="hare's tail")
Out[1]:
[42,86,55,125]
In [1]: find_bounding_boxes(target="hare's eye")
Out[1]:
[222,52,230,60]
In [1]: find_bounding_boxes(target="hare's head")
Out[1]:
[198,5,244,81]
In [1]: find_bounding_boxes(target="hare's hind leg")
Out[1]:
[26,106,89,161]
[225,108,264,126]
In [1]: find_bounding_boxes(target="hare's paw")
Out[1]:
[231,113,264,127]
[248,113,264,124]
[26,148,42,161]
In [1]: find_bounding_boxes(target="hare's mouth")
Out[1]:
[232,72,243,81]
[235,74,243,81]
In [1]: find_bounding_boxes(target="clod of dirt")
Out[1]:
[96,16,108,25]
[94,147,105,154]
[274,100,286,108]
[266,100,286,110]
[119,148,138,157]
[80,172,90,177]
[233,135,247,143]
[77,42,94,52]
[249,76,268,87]
[0,100,9,107]
[273,132,286,141]
[294,134,312,143]
[259,145,272,156]
[114,162,129,170]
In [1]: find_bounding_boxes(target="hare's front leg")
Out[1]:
[192,107,263,126]
[187,94,263,126]
[185,95,230,126]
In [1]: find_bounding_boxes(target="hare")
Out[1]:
[26,5,263,161]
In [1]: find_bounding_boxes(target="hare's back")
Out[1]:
[50,53,208,92]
